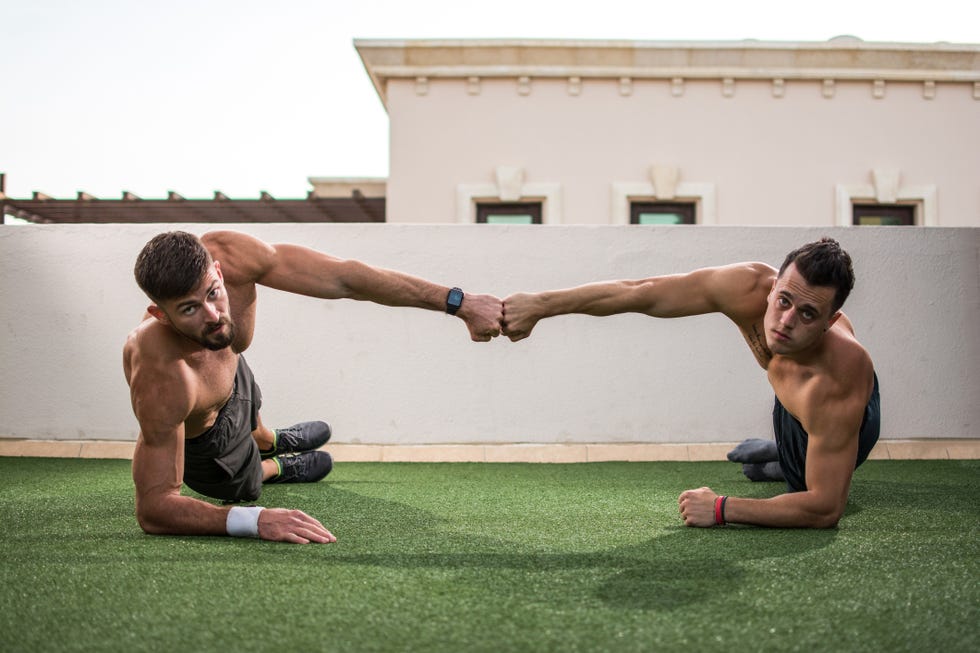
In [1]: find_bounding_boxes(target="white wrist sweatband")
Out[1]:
[226,506,265,538]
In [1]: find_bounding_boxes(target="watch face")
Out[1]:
[448,288,463,306]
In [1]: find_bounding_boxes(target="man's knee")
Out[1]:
[727,438,779,463]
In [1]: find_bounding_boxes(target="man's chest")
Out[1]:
[767,363,818,424]
[737,320,773,370]
[185,354,239,437]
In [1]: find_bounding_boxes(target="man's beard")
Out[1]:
[186,317,236,351]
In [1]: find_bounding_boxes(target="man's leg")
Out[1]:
[264,450,333,485]
[252,412,333,484]
[727,438,778,464]
[251,413,276,453]
[740,461,785,482]
[251,413,331,459]
[728,439,786,483]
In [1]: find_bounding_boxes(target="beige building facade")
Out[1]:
[355,38,980,226]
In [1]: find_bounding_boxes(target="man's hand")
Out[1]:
[457,293,504,342]
[257,508,337,544]
[501,292,542,342]
[678,486,720,528]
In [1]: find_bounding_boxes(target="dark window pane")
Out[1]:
[637,212,685,225]
[477,202,542,224]
[853,204,915,226]
[485,214,534,225]
[630,201,695,225]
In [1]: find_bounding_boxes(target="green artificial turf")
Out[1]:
[1,457,977,653]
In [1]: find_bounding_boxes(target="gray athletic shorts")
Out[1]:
[774,373,881,492]
[183,356,264,503]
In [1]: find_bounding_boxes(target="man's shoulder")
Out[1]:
[706,261,776,287]
[708,261,775,323]
[201,230,274,287]
[124,321,197,389]
[199,229,242,250]
[125,318,175,361]
[828,326,873,379]
[804,337,874,412]
[739,261,778,277]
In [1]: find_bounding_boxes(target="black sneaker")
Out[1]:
[266,450,333,484]
[261,421,332,459]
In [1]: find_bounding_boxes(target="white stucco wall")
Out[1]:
[386,76,980,226]
[0,224,977,444]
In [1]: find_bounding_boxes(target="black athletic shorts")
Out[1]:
[182,356,264,503]
[774,373,880,492]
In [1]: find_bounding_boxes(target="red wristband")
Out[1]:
[714,495,727,526]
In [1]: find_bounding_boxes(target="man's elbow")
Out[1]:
[810,512,842,529]
[136,510,164,535]
[807,502,845,529]
[135,499,171,535]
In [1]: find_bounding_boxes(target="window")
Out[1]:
[630,201,696,225]
[853,204,915,226]
[835,177,936,226]
[476,202,542,224]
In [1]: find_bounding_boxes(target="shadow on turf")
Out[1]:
[594,528,838,610]
[261,484,839,613]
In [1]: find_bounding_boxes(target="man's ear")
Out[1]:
[147,305,169,324]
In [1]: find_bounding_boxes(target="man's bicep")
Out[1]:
[242,242,357,299]
[130,375,191,501]
[132,423,185,500]
[803,422,861,520]
[637,263,772,318]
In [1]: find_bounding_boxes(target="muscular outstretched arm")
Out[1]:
[202,230,503,342]
[502,262,775,341]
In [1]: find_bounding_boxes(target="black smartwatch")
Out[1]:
[446,287,464,315]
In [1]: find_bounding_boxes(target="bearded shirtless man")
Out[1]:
[124,230,504,543]
[501,238,879,528]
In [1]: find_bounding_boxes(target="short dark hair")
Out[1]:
[134,231,212,302]
[778,238,855,313]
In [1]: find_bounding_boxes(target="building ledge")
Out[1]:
[356,38,980,108]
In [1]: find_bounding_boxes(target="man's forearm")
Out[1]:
[724,492,843,529]
[534,282,641,318]
[339,260,450,310]
[136,493,233,537]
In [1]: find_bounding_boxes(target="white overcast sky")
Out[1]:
[1,0,975,200]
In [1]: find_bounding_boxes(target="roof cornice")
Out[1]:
[355,37,980,109]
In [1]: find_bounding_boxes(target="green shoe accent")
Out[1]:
[260,430,280,460]
[265,451,333,485]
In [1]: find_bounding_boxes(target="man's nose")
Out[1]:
[780,308,796,327]
[203,302,220,321]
